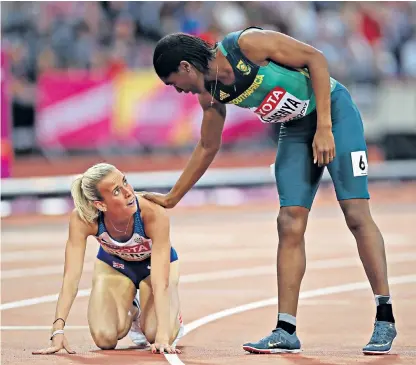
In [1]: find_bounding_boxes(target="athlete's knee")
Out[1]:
[91,327,118,349]
[277,207,309,241]
[141,325,156,344]
[91,327,118,350]
[117,317,131,341]
[90,325,118,350]
[340,199,372,234]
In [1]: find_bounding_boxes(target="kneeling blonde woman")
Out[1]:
[33,163,183,355]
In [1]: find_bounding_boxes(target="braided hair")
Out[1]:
[153,33,215,78]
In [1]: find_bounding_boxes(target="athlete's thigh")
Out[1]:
[327,83,370,201]
[88,259,136,336]
[275,116,324,210]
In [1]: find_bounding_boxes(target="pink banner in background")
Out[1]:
[36,71,113,148]
[1,50,12,178]
[36,69,265,150]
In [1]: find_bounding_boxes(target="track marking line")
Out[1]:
[165,274,416,365]
[2,254,416,310]
[2,250,415,281]
[0,299,348,331]
[2,275,414,364]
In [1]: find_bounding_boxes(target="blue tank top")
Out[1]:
[95,198,153,262]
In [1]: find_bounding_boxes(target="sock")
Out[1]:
[276,313,296,334]
[375,295,395,323]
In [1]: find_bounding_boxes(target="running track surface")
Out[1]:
[2,183,416,365]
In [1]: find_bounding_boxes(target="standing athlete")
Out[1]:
[145,27,397,355]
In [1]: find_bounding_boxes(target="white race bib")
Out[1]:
[351,151,368,177]
[252,87,310,124]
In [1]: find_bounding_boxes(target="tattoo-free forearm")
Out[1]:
[308,52,332,129]
[52,280,78,330]
[169,141,219,202]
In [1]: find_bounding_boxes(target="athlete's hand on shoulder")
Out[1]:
[33,332,75,355]
[141,192,178,209]
[312,125,335,167]
[150,341,181,354]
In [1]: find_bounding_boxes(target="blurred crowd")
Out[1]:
[3,1,416,80]
[2,1,416,154]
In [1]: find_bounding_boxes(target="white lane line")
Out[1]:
[3,253,416,310]
[164,274,416,365]
[0,299,349,331]
[2,263,94,279]
[3,251,416,280]
[1,249,65,263]
[164,354,185,365]
[0,326,89,330]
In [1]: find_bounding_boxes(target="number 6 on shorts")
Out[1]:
[351,151,368,177]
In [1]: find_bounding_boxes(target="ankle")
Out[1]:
[375,295,395,323]
[276,313,297,334]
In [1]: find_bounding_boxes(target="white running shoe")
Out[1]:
[128,291,149,347]
[128,290,185,348]
[172,312,185,348]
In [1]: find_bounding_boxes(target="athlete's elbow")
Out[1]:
[152,279,170,293]
[307,49,328,68]
[151,266,170,293]
[200,139,221,156]
[62,273,81,293]
[205,145,221,157]
[62,279,79,297]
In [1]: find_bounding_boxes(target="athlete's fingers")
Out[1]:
[64,343,75,354]
[142,193,155,202]
[143,193,166,207]
[318,149,325,167]
[150,344,157,354]
[32,346,61,355]
[328,150,335,163]
[312,144,318,164]
[166,346,175,354]
[174,347,182,354]
[32,347,50,355]
[323,150,330,166]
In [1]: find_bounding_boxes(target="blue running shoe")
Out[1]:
[362,321,397,355]
[243,328,301,354]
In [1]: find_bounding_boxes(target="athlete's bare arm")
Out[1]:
[55,210,93,325]
[33,209,94,355]
[238,29,335,166]
[139,198,173,346]
[153,92,226,207]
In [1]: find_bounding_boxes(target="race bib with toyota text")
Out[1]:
[253,87,310,124]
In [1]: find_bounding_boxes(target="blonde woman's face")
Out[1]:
[96,169,136,215]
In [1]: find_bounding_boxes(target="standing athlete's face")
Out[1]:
[162,61,205,95]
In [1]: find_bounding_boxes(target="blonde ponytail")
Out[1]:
[71,176,98,223]
[70,163,117,224]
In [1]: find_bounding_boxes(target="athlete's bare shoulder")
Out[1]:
[238,28,274,64]
[136,193,167,219]
[69,208,97,238]
[238,27,320,68]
